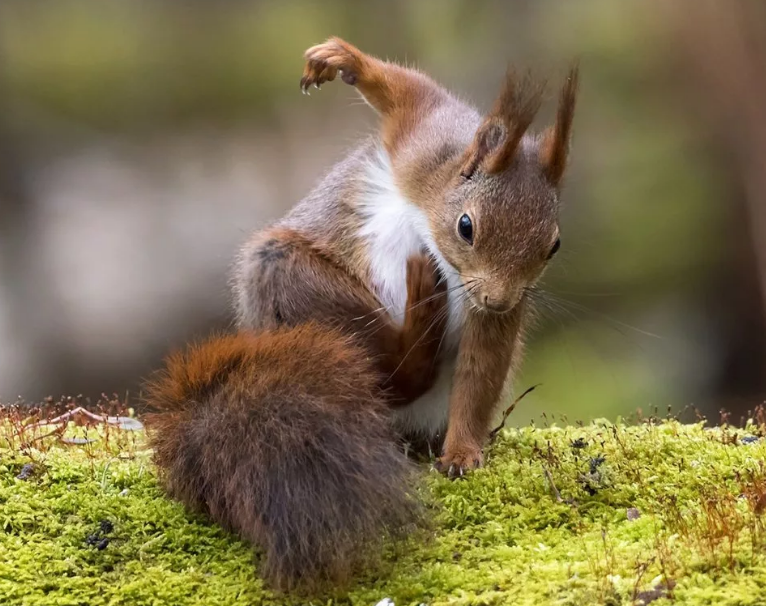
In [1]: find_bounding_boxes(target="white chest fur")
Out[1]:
[359,148,465,341]
[357,174,423,326]
[358,148,465,437]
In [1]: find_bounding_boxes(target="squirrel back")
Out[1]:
[145,323,422,591]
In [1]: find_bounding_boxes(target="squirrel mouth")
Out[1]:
[471,290,522,315]
[483,302,512,314]
[469,294,514,314]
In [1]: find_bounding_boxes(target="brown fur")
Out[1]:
[462,69,546,177]
[540,65,580,186]
[240,37,579,477]
[302,37,450,155]
[435,301,527,474]
[150,36,579,592]
[145,324,423,591]
[233,227,447,404]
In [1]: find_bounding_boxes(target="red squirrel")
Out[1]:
[146,37,578,591]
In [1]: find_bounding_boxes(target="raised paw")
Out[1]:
[434,447,484,480]
[300,37,364,93]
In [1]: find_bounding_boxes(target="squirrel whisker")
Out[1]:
[355,279,474,328]
[388,303,453,382]
[525,287,663,340]
[389,279,480,381]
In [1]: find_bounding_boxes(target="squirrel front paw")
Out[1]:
[301,37,363,92]
[434,447,484,479]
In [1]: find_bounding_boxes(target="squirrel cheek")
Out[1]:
[508,288,524,308]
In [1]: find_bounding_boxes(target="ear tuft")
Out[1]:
[460,68,546,178]
[484,68,546,174]
[540,63,579,186]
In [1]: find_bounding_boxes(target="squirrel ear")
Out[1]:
[460,68,545,179]
[540,64,579,186]
[459,119,503,179]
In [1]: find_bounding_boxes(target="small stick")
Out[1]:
[30,407,102,428]
[488,384,540,442]
[29,406,143,431]
[29,425,67,444]
[542,464,564,503]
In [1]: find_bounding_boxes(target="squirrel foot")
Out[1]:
[405,253,447,323]
[301,37,363,92]
[434,446,484,479]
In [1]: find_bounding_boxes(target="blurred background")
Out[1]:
[1,0,765,424]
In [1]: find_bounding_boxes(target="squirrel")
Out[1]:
[146,37,578,591]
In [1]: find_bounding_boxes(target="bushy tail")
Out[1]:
[144,323,422,591]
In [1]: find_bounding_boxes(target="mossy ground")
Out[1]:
[2,410,766,606]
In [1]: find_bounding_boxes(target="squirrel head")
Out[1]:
[430,66,579,314]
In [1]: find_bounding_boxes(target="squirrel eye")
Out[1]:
[547,238,561,260]
[457,214,473,245]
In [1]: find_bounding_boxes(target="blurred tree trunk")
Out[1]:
[0,60,37,395]
[0,46,73,398]
[664,0,766,415]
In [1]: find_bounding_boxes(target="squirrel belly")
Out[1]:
[145,324,422,591]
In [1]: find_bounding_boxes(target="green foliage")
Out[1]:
[2,419,766,605]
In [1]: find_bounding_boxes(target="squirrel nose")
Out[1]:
[483,295,510,313]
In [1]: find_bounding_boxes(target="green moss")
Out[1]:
[2,419,766,605]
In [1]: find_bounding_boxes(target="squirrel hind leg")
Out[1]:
[230,229,306,331]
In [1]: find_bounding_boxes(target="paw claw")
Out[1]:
[301,39,359,94]
[437,448,484,480]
